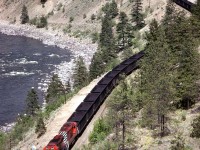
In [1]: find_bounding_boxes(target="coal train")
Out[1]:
[173,0,194,11]
[43,51,144,150]
[43,0,196,149]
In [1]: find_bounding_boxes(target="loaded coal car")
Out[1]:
[76,102,95,124]
[173,0,194,11]
[83,92,102,111]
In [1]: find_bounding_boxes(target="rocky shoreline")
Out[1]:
[0,20,97,83]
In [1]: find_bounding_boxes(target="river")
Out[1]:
[0,33,72,126]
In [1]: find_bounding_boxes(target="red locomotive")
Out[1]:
[44,122,78,150]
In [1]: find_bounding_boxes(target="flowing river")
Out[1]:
[0,33,72,127]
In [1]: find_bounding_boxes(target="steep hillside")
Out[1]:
[0,0,169,33]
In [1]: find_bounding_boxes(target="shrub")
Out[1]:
[69,16,74,23]
[36,16,48,28]
[91,32,99,43]
[91,14,96,21]
[35,117,46,138]
[190,115,200,138]
[89,118,111,144]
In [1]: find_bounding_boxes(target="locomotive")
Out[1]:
[43,51,144,150]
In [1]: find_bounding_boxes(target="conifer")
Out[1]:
[46,74,64,103]
[116,12,134,52]
[73,56,88,89]
[35,117,46,138]
[26,88,39,116]
[131,0,144,29]
[20,5,29,24]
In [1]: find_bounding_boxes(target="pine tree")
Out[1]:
[73,56,88,89]
[89,50,105,81]
[189,0,200,43]
[20,5,29,24]
[35,117,46,138]
[107,76,137,148]
[140,20,174,135]
[102,0,118,19]
[131,0,144,29]
[46,74,64,103]
[26,88,39,116]
[110,0,119,18]
[116,12,134,52]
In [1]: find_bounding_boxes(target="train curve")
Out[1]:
[43,1,197,149]
[43,51,144,150]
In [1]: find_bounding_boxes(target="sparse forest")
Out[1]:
[1,0,200,149]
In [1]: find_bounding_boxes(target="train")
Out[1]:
[43,51,144,150]
[43,0,196,149]
[173,0,194,11]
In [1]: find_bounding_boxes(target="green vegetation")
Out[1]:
[35,117,46,138]
[131,0,145,29]
[73,56,88,89]
[87,0,200,149]
[20,5,29,24]
[26,88,39,116]
[29,16,48,28]
[46,74,64,104]
[89,118,111,144]
[190,115,200,138]
[116,12,134,52]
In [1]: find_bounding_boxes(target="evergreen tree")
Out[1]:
[89,50,105,81]
[102,0,118,19]
[116,12,134,52]
[20,5,29,24]
[35,117,46,138]
[107,76,137,148]
[131,0,144,29]
[73,56,88,89]
[173,19,199,109]
[26,88,39,116]
[46,74,64,103]
[140,20,174,135]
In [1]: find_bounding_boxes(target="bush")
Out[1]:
[91,14,96,21]
[36,16,48,28]
[69,16,74,23]
[91,32,99,43]
[89,118,111,144]
[35,117,46,138]
[170,134,186,150]
[190,115,200,138]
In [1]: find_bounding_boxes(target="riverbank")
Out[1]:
[0,20,97,84]
[0,20,97,66]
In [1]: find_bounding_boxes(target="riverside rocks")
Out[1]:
[0,20,97,84]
